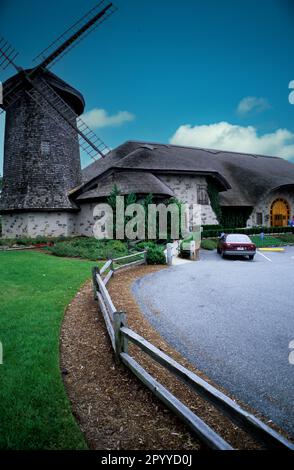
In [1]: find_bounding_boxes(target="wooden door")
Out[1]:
[270,199,290,227]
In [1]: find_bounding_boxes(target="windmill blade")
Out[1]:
[0,37,20,72]
[0,87,23,116]
[26,77,110,161]
[33,1,117,70]
[0,37,24,114]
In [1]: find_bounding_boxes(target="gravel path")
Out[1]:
[132,248,294,436]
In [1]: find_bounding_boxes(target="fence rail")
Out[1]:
[92,256,294,450]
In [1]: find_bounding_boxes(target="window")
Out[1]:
[226,234,251,243]
[256,212,263,225]
[41,141,50,155]
[197,185,209,205]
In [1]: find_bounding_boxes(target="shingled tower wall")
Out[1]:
[0,70,85,238]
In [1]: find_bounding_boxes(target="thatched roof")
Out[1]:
[79,141,294,207]
[76,171,174,201]
[2,69,85,115]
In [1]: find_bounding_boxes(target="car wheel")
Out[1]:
[249,255,255,260]
[217,247,221,254]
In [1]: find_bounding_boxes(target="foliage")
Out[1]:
[250,235,284,248]
[221,206,253,228]
[136,241,159,250]
[0,250,99,449]
[207,180,222,223]
[0,236,73,247]
[202,225,294,239]
[48,238,128,261]
[146,245,166,265]
[107,186,183,242]
[201,239,218,250]
[276,234,294,244]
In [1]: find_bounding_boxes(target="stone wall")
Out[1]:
[247,190,294,227]
[2,212,77,238]
[158,174,219,225]
[76,203,98,236]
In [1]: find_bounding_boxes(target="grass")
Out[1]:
[250,235,284,248]
[0,250,100,449]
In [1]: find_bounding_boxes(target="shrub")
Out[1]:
[137,241,158,250]
[146,246,166,265]
[48,238,129,260]
[201,239,218,250]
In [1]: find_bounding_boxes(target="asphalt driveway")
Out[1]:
[132,247,294,436]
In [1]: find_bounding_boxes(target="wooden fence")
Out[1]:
[92,256,294,450]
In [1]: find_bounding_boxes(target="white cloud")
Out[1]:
[237,96,270,115]
[170,121,294,160]
[82,108,135,129]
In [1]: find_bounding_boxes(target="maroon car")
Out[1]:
[217,233,256,260]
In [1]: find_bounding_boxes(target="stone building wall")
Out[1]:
[158,174,219,225]
[76,203,98,236]
[247,189,294,227]
[2,212,77,238]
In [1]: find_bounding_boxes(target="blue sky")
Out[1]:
[0,0,294,171]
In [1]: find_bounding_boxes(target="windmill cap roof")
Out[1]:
[2,68,85,115]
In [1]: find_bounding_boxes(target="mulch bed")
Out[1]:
[60,265,289,450]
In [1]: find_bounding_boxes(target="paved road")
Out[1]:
[132,247,294,435]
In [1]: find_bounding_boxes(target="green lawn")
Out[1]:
[0,251,98,449]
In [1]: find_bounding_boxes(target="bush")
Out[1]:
[136,241,159,250]
[48,238,129,260]
[201,239,218,250]
[146,246,166,265]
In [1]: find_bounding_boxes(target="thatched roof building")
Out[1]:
[71,140,294,230]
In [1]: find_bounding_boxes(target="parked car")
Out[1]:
[217,233,256,260]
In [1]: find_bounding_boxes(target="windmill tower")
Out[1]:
[0,1,116,238]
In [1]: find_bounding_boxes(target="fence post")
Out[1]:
[92,266,100,300]
[114,311,128,362]
[144,249,148,265]
[190,240,197,261]
[166,243,173,266]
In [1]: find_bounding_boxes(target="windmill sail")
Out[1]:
[0,2,117,157]
[0,37,20,71]
[33,1,117,70]
[0,37,22,114]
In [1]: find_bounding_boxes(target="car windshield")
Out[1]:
[226,234,251,243]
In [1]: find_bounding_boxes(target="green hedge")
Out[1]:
[202,226,294,239]
[48,238,128,261]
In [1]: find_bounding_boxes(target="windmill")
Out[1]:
[0,1,117,217]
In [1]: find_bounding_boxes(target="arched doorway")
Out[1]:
[270,198,290,227]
